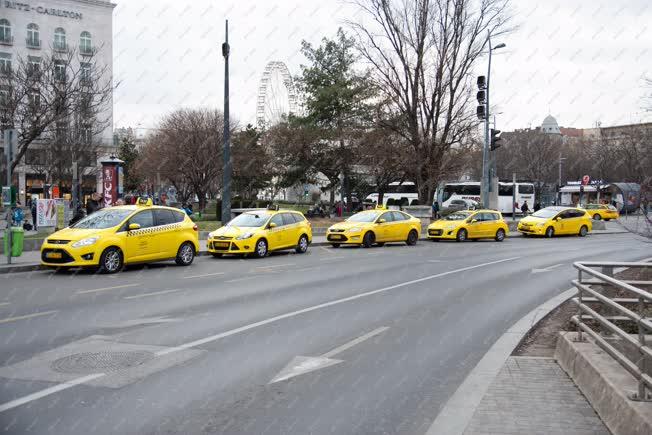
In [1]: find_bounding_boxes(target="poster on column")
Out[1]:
[36,199,57,227]
[103,165,118,206]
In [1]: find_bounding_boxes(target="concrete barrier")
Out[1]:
[555,332,652,435]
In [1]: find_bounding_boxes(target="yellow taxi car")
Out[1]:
[517,206,592,238]
[207,206,312,258]
[583,204,619,221]
[40,198,200,273]
[326,206,421,248]
[427,209,509,242]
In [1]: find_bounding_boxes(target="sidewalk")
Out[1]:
[463,356,609,435]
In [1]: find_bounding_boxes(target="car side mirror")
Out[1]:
[128,223,141,231]
[377,218,386,224]
[554,217,560,221]
[268,222,277,229]
[471,219,478,224]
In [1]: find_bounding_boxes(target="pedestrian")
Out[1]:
[336,202,342,217]
[521,200,530,215]
[533,202,541,212]
[30,197,37,230]
[182,203,193,217]
[432,201,440,219]
[86,192,101,216]
[642,197,649,216]
[69,203,85,226]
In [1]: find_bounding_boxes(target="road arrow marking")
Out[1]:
[531,264,563,274]
[270,326,389,384]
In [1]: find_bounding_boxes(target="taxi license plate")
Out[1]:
[330,234,343,240]
[46,252,62,259]
[214,242,230,249]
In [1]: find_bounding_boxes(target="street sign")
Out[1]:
[582,175,590,186]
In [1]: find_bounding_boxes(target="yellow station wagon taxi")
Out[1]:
[582,204,619,221]
[427,210,509,242]
[207,207,312,258]
[40,198,200,273]
[518,206,592,238]
[326,207,421,248]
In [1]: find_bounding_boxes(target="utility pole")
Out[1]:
[4,129,16,264]
[512,172,516,221]
[221,20,231,224]
[557,153,565,205]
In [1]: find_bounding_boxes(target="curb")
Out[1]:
[426,286,579,435]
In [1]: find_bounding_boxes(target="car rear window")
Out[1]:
[154,209,177,225]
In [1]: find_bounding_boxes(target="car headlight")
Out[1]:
[536,223,545,227]
[348,227,361,233]
[445,225,456,231]
[71,237,99,248]
[236,232,254,240]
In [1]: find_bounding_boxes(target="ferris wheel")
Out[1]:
[256,61,298,129]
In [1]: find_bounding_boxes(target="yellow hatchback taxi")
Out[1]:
[326,207,421,248]
[207,206,312,258]
[583,204,619,221]
[41,198,200,273]
[427,210,509,242]
[518,206,592,238]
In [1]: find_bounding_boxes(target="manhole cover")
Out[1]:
[51,351,155,374]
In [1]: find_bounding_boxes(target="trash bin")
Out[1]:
[3,226,24,257]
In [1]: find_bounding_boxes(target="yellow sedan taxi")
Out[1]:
[326,207,421,248]
[427,210,509,242]
[41,198,200,273]
[583,204,619,221]
[518,206,592,238]
[207,206,312,258]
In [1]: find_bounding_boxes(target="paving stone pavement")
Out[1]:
[464,356,610,435]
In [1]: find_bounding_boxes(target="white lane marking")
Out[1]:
[155,257,519,356]
[321,326,389,358]
[76,283,140,295]
[0,373,105,413]
[225,276,259,283]
[254,263,295,269]
[427,260,445,263]
[270,327,390,384]
[123,289,181,300]
[531,263,563,274]
[0,310,58,325]
[0,302,9,307]
[182,272,225,279]
[294,266,319,272]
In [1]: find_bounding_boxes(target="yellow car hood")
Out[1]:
[519,216,548,225]
[49,227,102,242]
[428,219,464,230]
[329,221,372,231]
[211,225,261,238]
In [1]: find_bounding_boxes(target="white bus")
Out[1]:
[365,182,419,205]
[436,181,535,214]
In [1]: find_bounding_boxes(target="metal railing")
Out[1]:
[572,261,652,401]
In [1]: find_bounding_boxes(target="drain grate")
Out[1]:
[50,351,155,374]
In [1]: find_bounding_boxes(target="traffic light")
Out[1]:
[476,76,486,120]
[490,128,502,151]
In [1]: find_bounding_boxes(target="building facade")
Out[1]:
[0,0,115,205]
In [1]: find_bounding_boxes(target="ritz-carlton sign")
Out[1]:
[2,1,83,20]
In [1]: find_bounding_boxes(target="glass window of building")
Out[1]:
[54,28,66,51]
[27,23,40,48]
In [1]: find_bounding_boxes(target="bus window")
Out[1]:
[461,185,481,195]
[519,184,534,194]
[499,184,514,196]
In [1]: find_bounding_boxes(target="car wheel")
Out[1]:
[331,243,341,248]
[175,242,195,266]
[98,247,123,274]
[593,214,601,220]
[495,228,506,242]
[253,239,268,258]
[456,228,467,242]
[211,253,223,258]
[406,230,418,246]
[362,231,375,248]
[545,227,555,238]
[295,234,309,253]
[579,225,588,237]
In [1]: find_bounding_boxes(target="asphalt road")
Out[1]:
[0,232,650,435]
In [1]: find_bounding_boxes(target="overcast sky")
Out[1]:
[112,0,652,134]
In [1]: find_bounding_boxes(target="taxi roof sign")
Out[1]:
[137,197,153,206]
[375,204,388,210]
[267,204,279,211]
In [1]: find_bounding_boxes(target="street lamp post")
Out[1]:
[221,20,231,224]
[481,33,505,208]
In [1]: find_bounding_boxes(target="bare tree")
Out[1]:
[348,0,512,203]
[0,47,112,175]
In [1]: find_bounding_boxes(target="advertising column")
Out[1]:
[99,157,124,207]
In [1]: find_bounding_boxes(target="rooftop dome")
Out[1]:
[541,115,561,135]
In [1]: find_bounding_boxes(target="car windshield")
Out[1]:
[227,212,271,227]
[444,212,472,221]
[532,209,559,218]
[347,211,381,222]
[72,209,133,229]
